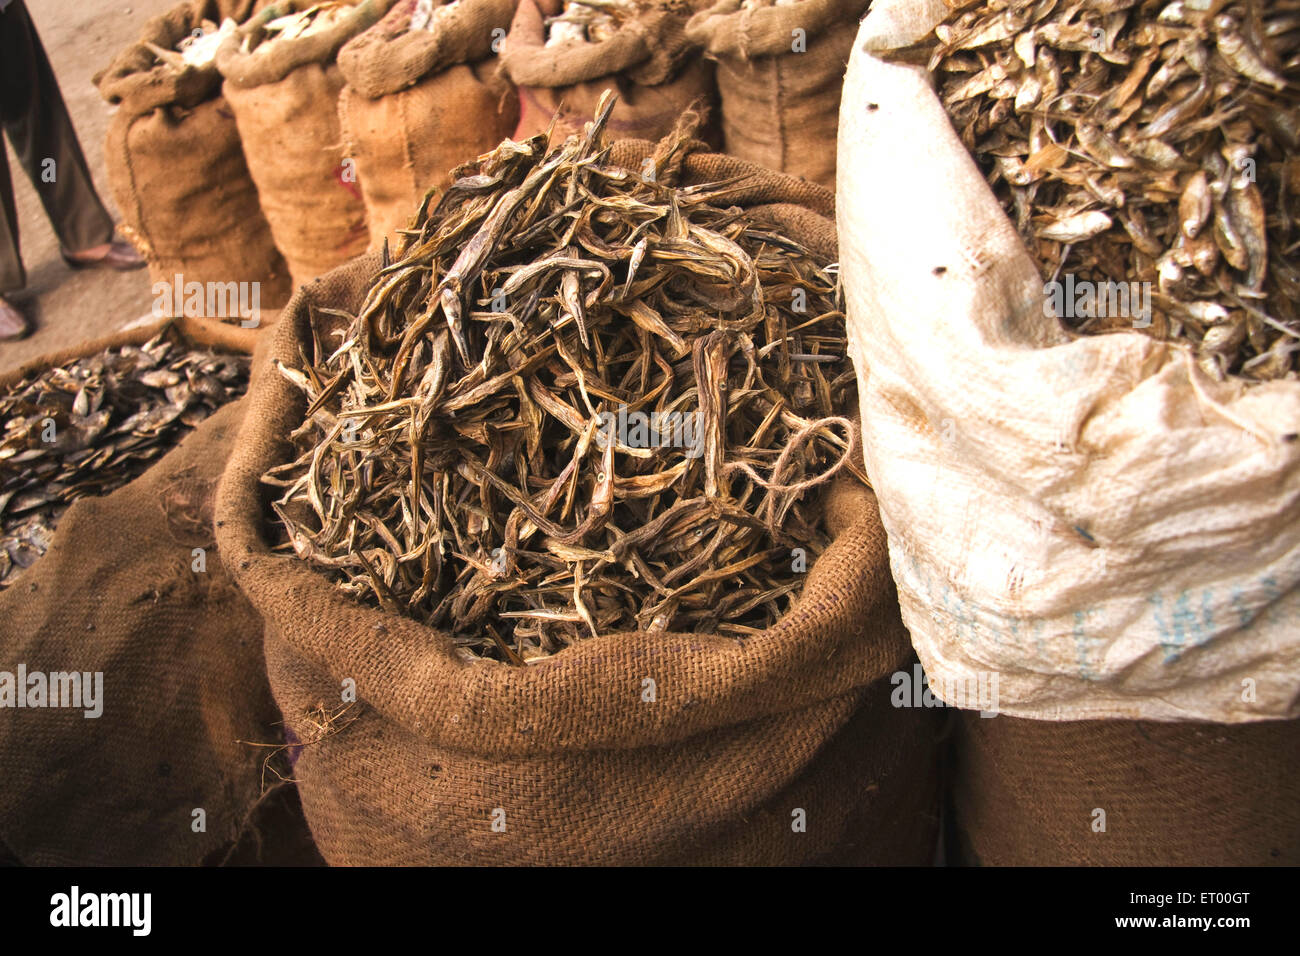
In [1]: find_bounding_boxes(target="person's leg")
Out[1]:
[0,145,32,340]
[0,0,116,255]
[0,140,27,295]
[0,1,31,298]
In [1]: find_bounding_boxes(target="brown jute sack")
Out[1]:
[214,143,942,865]
[686,0,867,190]
[952,712,1300,865]
[94,1,263,115]
[337,0,519,251]
[215,0,395,288]
[501,0,716,145]
[95,0,292,312]
[0,319,297,866]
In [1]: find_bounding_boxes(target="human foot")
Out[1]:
[0,296,31,341]
[61,239,145,272]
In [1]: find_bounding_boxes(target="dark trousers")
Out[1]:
[0,0,114,293]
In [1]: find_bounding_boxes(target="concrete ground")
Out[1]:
[1,0,176,376]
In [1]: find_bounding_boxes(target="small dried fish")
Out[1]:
[544,0,649,46]
[409,0,439,32]
[0,329,250,588]
[245,2,354,56]
[266,93,862,663]
[903,0,1300,381]
[1037,209,1113,242]
[173,17,236,68]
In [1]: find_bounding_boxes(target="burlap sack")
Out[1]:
[501,0,716,145]
[337,0,519,251]
[95,0,292,312]
[686,0,866,190]
[215,0,395,287]
[952,712,1300,865]
[0,318,302,866]
[215,143,942,865]
[94,1,264,115]
[837,0,1300,723]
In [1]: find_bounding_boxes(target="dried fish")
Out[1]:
[244,2,354,56]
[545,0,640,45]
[0,328,250,588]
[265,93,862,663]
[174,17,237,68]
[904,0,1300,380]
[409,0,440,32]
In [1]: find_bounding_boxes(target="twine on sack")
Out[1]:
[646,104,705,183]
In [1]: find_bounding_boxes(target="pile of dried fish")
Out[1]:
[0,331,250,587]
[545,0,640,45]
[138,17,237,71]
[265,95,859,663]
[898,0,1300,381]
[409,0,454,32]
[247,2,354,54]
[176,17,237,66]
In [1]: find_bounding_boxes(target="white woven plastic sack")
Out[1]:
[837,0,1300,722]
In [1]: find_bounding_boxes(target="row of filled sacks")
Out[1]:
[93,0,870,307]
[3,135,1296,865]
